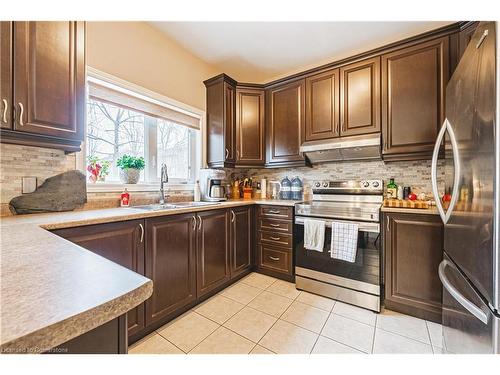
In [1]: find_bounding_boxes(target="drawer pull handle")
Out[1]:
[269,236,281,241]
[269,223,280,227]
[269,256,280,261]
[268,210,280,214]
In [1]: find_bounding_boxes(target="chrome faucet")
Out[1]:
[159,163,169,204]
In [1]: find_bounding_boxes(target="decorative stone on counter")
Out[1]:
[9,170,87,214]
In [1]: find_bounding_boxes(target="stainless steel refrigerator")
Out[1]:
[431,21,499,354]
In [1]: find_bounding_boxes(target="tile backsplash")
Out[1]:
[227,159,445,199]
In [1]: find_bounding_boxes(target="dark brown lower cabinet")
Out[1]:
[229,206,253,278]
[384,212,444,323]
[196,209,231,298]
[144,213,197,326]
[52,220,146,336]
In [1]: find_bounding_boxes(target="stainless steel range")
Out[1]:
[294,179,383,312]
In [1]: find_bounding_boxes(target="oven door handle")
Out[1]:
[294,216,380,233]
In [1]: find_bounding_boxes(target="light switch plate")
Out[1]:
[22,177,37,194]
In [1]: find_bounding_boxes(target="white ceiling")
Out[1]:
[151,21,453,83]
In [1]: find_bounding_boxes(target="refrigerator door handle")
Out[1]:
[438,259,489,325]
[431,118,461,224]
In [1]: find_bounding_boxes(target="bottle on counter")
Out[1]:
[280,176,292,200]
[120,188,130,207]
[194,180,201,202]
[386,178,397,199]
[291,176,303,200]
[397,185,403,200]
[260,178,267,199]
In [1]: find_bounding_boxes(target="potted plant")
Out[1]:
[116,154,145,184]
[86,156,110,183]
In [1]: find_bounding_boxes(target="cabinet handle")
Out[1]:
[270,236,281,241]
[1,99,7,123]
[386,219,390,232]
[225,148,229,160]
[268,210,280,214]
[231,210,235,223]
[269,256,280,261]
[192,215,196,230]
[198,215,202,230]
[18,102,24,126]
[269,223,280,227]
[236,150,240,160]
[139,223,144,243]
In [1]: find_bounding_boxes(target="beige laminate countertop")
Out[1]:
[381,206,439,215]
[0,199,298,353]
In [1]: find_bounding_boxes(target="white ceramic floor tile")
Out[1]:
[220,282,263,304]
[332,301,377,326]
[426,321,443,348]
[240,273,277,290]
[296,291,336,312]
[223,306,277,342]
[157,311,219,352]
[377,310,430,344]
[312,336,363,354]
[248,290,294,317]
[321,314,375,353]
[189,326,254,354]
[128,333,184,354]
[281,301,330,333]
[195,295,244,324]
[373,329,433,354]
[266,279,301,299]
[259,320,318,354]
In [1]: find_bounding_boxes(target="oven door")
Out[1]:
[294,216,381,292]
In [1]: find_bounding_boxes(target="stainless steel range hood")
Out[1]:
[299,134,381,164]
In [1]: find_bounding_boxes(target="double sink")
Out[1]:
[130,201,221,211]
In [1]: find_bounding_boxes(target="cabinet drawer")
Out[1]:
[259,231,293,248]
[258,217,293,234]
[259,205,293,219]
[259,245,292,275]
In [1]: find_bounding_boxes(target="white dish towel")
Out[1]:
[303,219,326,252]
[330,221,359,262]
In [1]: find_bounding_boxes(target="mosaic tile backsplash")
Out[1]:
[227,159,445,200]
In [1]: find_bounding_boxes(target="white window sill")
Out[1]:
[86,182,194,193]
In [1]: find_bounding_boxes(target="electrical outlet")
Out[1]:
[22,177,37,194]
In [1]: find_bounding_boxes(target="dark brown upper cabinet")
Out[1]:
[204,74,237,168]
[235,86,265,166]
[340,57,381,137]
[144,214,197,328]
[229,206,253,279]
[0,22,85,152]
[0,22,12,130]
[266,79,306,167]
[196,209,230,298]
[459,22,479,60]
[51,220,146,337]
[384,212,443,323]
[382,37,449,161]
[305,68,340,141]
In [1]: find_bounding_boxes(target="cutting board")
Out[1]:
[383,199,430,209]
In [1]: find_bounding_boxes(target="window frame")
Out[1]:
[78,68,205,192]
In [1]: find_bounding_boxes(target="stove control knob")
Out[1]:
[372,181,380,188]
[315,182,321,188]
[362,181,370,188]
[323,182,328,188]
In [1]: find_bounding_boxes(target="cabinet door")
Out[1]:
[236,87,265,166]
[224,82,236,164]
[51,220,146,337]
[340,57,381,136]
[305,68,340,141]
[13,21,85,140]
[382,37,449,160]
[0,22,12,129]
[384,213,443,323]
[145,214,197,326]
[197,209,230,297]
[230,206,252,279]
[266,79,305,167]
[459,22,479,60]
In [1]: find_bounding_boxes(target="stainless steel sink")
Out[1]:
[130,201,220,211]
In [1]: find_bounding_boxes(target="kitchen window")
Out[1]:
[83,71,202,190]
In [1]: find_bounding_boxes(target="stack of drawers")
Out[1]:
[256,205,294,281]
